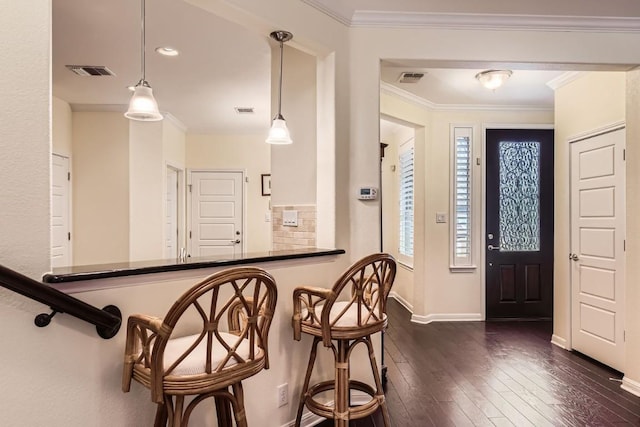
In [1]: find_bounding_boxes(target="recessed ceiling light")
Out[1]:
[155,46,179,57]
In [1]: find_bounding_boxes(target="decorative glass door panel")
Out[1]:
[499,141,541,252]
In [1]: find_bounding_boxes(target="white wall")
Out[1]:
[0,0,51,278]
[52,97,72,157]
[129,121,165,261]
[624,69,640,393]
[186,134,272,252]
[271,45,317,206]
[72,112,130,265]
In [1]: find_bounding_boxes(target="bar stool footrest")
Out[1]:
[304,379,383,421]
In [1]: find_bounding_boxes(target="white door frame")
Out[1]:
[51,152,72,267]
[186,168,246,257]
[164,164,184,259]
[480,123,555,320]
[566,121,626,355]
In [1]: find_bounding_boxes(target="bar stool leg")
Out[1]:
[172,395,184,427]
[215,392,233,427]
[154,401,168,427]
[334,339,349,427]
[365,335,391,427]
[231,382,248,427]
[295,337,322,427]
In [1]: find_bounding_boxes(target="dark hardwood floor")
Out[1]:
[318,298,640,426]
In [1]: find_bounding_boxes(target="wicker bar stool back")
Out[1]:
[122,266,277,427]
[292,253,397,427]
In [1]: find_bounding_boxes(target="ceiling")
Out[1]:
[53,0,271,134]
[53,0,640,134]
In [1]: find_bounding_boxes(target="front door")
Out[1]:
[486,129,554,319]
[189,170,243,258]
[570,127,625,371]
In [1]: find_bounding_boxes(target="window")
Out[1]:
[398,139,414,264]
[450,126,474,270]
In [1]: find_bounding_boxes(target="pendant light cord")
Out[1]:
[140,0,146,82]
[277,39,284,117]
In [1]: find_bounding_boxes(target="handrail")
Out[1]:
[0,264,121,339]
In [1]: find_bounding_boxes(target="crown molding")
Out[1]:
[546,71,587,90]
[299,0,352,26]
[380,81,553,113]
[351,11,640,32]
[163,112,188,133]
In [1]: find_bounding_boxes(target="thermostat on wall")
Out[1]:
[358,187,378,200]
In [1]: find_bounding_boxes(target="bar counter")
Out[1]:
[43,248,345,284]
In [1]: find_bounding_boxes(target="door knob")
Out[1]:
[569,253,579,261]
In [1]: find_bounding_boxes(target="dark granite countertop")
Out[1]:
[43,248,345,284]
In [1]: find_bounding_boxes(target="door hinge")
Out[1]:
[67,232,71,241]
[624,240,626,251]
[67,172,71,181]
[245,176,249,183]
[624,330,626,342]
[189,231,192,239]
[188,184,192,193]
[623,149,626,161]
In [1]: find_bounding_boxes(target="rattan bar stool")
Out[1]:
[292,253,397,427]
[122,266,277,427]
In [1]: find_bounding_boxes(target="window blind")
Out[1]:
[399,144,414,258]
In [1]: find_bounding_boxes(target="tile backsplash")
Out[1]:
[271,205,316,250]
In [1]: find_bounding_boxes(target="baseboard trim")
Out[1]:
[551,334,568,350]
[411,312,482,324]
[389,292,413,312]
[621,376,640,398]
[282,392,372,427]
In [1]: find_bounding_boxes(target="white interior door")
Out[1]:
[165,167,179,259]
[570,127,625,372]
[51,154,71,267]
[189,170,243,258]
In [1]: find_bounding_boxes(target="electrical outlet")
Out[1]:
[277,383,288,407]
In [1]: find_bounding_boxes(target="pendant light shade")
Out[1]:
[266,30,293,145]
[125,81,163,121]
[125,0,162,121]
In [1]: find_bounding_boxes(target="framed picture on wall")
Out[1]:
[261,174,271,196]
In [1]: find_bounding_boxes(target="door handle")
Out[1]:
[569,253,579,261]
[230,239,240,244]
[487,244,501,251]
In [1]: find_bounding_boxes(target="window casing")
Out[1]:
[398,139,414,266]
[450,126,475,270]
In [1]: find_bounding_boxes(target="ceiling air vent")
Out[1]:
[66,65,116,77]
[398,72,424,83]
[234,107,255,114]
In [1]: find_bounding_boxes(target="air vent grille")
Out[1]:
[66,65,116,77]
[234,107,255,114]
[398,72,424,83]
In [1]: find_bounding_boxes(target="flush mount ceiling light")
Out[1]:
[155,46,179,57]
[475,69,513,90]
[125,0,163,121]
[265,30,293,145]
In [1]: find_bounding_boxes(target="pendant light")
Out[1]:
[125,0,163,121]
[266,30,293,144]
